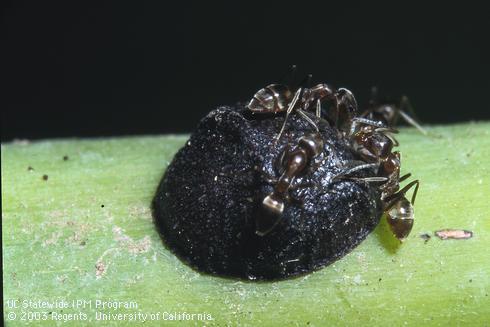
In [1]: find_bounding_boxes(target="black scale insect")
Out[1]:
[153,68,423,280]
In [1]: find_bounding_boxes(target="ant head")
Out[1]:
[299,133,324,157]
[359,130,394,159]
[337,88,358,115]
[377,104,397,123]
[247,84,292,113]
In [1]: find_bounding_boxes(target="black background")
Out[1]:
[2,2,489,141]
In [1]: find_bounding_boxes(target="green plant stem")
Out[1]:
[2,122,489,326]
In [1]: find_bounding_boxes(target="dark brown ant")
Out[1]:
[361,87,427,135]
[247,78,357,142]
[344,118,419,241]
[349,117,399,161]
[256,132,324,236]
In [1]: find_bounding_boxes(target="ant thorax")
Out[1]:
[353,129,394,162]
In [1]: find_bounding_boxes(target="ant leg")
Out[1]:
[407,180,420,204]
[279,64,297,85]
[399,96,428,135]
[398,111,428,135]
[288,181,316,207]
[352,117,387,128]
[348,119,358,136]
[375,127,400,146]
[400,96,420,121]
[330,101,340,128]
[302,83,332,112]
[290,179,316,190]
[332,162,379,181]
[254,165,277,184]
[274,73,313,142]
[351,176,388,183]
[369,86,379,107]
[298,74,314,110]
[274,144,292,174]
[333,161,387,183]
[303,74,312,88]
[296,109,319,132]
[375,127,399,134]
[385,179,420,207]
[294,73,312,89]
[275,87,302,143]
[349,117,389,136]
[399,173,411,183]
[316,99,321,118]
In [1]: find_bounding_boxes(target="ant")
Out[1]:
[247,70,358,142]
[256,132,325,236]
[361,87,427,135]
[338,117,419,241]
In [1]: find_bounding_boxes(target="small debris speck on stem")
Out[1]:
[435,229,473,240]
[420,233,431,243]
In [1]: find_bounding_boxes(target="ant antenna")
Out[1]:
[274,74,313,144]
[300,73,312,90]
[296,74,312,103]
[370,86,379,106]
[279,65,297,85]
[399,96,428,135]
[274,88,302,144]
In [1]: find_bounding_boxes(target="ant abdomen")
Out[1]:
[386,197,414,240]
[262,193,285,216]
[247,84,292,113]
